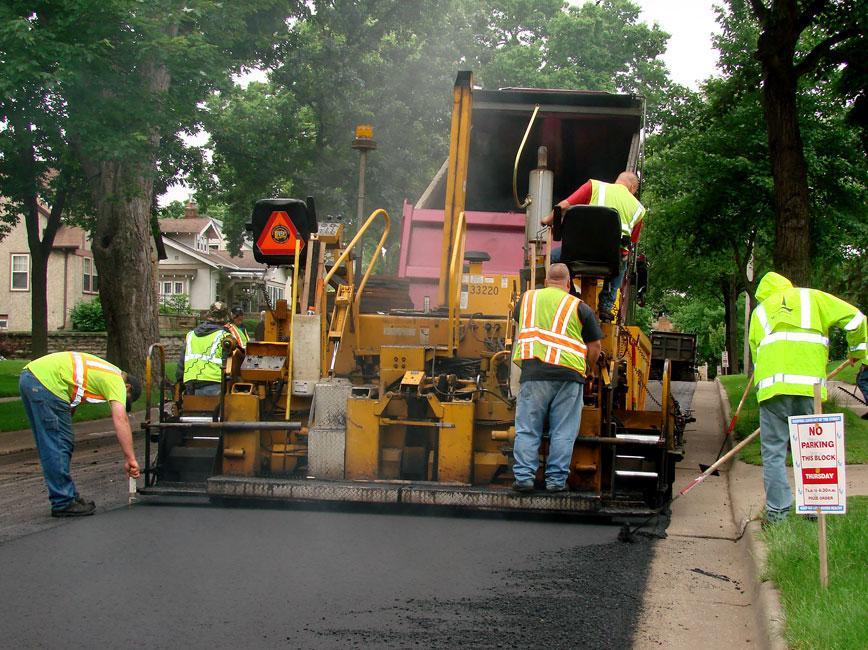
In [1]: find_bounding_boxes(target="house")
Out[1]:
[0,204,98,331]
[158,201,288,314]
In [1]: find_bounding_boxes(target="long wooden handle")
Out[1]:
[683,359,855,497]
[726,372,755,434]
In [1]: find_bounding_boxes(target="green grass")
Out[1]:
[0,360,178,432]
[0,360,30,397]
[720,372,867,465]
[827,359,860,385]
[762,496,868,649]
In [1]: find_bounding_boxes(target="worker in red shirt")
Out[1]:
[543,171,646,321]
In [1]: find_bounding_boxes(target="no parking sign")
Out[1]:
[789,413,846,514]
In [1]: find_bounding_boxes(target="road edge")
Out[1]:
[717,378,788,650]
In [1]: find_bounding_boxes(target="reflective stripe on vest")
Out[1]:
[755,374,826,391]
[759,332,829,348]
[185,330,224,364]
[69,351,122,407]
[845,311,865,331]
[514,289,587,373]
[590,179,644,238]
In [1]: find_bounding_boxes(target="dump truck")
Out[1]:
[140,72,688,516]
[649,331,697,382]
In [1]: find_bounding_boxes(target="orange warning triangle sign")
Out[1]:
[256,210,304,256]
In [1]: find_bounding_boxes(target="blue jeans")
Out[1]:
[19,369,77,510]
[513,380,583,488]
[549,247,626,313]
[759,394,813,521]
[857,364,868,404]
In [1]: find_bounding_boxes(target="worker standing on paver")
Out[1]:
[19,352,142,517]
[176,301,231,395]
[749,271,867,524]
[511,263,602,492]
[543,171,646,321]
[226,306,250,350]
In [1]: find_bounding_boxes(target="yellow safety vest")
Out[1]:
[183,329,228,384]
[512,287,587,375]
[749,272,867,402]
[226,323,249,349]
[590,179,646,239]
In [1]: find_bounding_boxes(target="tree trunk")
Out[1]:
[755,3,812,285]
[84,161,160,379]
[29,248,50,357]
[721,275,740,375]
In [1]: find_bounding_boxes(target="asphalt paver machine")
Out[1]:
[141,72,689,515]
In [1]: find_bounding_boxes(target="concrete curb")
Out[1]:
[716,377,788,650]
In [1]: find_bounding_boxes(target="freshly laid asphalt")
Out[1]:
[0,502,655,649]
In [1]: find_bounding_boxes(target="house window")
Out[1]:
[196,235,208,252]
[0,314,7,330]
[266,285,284,306]
[10,254,29,291]
[160,279,187,296]
[83,258,99,293]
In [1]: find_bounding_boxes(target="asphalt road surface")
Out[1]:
[0,384,703,649]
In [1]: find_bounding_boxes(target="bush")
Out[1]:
[0,335,18,359]
[159,294,193,315]
[70,297,106,331]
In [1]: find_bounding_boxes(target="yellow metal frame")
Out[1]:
[437,71,473,308]
[447,211,467,353]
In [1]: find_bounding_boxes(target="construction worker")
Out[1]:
[176,301,231,395]
[19,352,142,517]
[749,272,867,524]
[226,306,250,350]
[511,263,602,492]
[543,171,646,321]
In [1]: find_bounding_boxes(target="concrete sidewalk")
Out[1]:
[0,409,150,456]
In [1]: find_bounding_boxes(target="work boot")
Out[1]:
[51,500,96,518]
[598,309,614,323]
[511,481,534,493]
[75,495,95,508]
[546,484,568,493]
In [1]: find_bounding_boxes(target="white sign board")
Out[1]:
[789,413,846,514]
[721,350,729,368]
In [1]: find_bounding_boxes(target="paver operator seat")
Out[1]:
[552,205,622,278]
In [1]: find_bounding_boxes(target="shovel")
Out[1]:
[699,372,754,475]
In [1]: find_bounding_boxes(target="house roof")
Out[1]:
[162,236,268,274]
[159,218,221,238]
[52,226,87,250]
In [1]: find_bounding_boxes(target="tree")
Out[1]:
[743,0,865,284]
[0,6,89,356]
[4,1,304,376]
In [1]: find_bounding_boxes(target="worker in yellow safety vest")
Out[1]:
[176,301,231,395]
[543,171,646,322]
[511,263,602,493]
[19,352,142,517]
[749,271,867,524]
[226,305,250,350]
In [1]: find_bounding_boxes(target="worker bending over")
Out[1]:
[749,272,866,524]
[19,352,141,517]
[544,171,646,321]
[511,263,602,492]
[177,301,231,395]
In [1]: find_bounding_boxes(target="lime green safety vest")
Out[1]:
[227,323,249,349]
[512,287,588,375]
[590,179,646,239]
[749,272,867,403]
[183,329,228,384]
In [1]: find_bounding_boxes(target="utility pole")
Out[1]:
[351,124,377,228]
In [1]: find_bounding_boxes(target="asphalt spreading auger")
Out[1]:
[141,71,690,519]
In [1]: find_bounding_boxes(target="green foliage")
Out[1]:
[763,496,868,650]
[69,297,106,332]
[159,294,193,315]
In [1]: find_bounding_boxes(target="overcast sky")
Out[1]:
[161,2,723,205]
[635,0,722,88]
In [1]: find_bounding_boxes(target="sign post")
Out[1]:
[788,384,846,589]
[721,350,729,374]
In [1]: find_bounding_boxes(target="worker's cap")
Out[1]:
[206,301,229,322]
[231,306,244,317]
[125,374,142,413]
